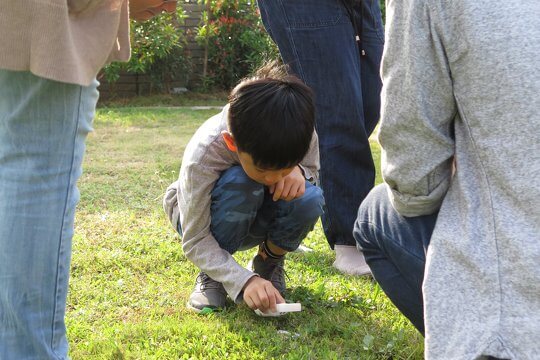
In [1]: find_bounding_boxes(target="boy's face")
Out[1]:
[237,151,296,186]
[222,130,296,186]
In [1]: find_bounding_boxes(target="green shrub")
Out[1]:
[102,8,190,93]
[196,0,278,90]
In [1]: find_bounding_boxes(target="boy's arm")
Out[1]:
[175,163,257,302]
[165,171,285,312]
[298,130,320,184]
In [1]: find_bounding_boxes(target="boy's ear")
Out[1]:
[221,131,238,152]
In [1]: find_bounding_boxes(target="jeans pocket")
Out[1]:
[278,0,349,28]
[364,0,385,42]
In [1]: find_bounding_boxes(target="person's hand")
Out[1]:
[129,0,177,21]
[243,276,285,313]
[268,166,306,202]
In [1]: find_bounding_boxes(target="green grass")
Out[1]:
[69,106,423,359]
[97,92,229,108]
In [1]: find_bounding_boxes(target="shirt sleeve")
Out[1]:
[378,0,456,217]
[177,162,256,302]
[298,130,320,185]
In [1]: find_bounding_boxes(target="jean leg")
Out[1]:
[210,166,266,254]
[355,0,385,135]
[0,70,98,359]
[258,0,383,247]
[353,185,438,334]
[251,183,324,252]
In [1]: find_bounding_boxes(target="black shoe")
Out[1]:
[251,254,286,295]
[187,272,227,312]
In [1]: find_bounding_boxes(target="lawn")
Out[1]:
[68,104,423,359]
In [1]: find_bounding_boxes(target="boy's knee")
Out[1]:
[211,167,266,228]
[214,166,264,201]
[218,166,255,186]
[291,185,325,223]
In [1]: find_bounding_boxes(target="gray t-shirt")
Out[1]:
[164,105,319,301]
[379,0,540,358]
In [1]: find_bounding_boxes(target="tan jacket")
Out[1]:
[0,0,130,86]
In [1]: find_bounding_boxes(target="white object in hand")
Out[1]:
[255,303,302,317]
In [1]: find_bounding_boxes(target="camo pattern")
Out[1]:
[208,166,324,254]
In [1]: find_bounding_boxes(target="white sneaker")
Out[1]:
[332,245,371,276]
[293,244,314,253]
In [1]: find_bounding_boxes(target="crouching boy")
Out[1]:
[163,64,324,314]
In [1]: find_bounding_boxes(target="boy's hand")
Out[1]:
[269,166,305,202]
[243,276,285,313]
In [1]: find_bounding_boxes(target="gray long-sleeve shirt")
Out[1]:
[380,0,540,359]
[163,105,319,302]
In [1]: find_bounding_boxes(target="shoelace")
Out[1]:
[269,262,290,283]
[199,273,225,291]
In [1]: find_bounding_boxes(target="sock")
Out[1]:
[333,245,371,276]
[260,240,283,259]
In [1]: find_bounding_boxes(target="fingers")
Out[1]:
[273,178,306,201]
[296,180,306,198]
[243,278,284,313]
[283,180,305,201]
[256,283,272,310]
[278,179,293,201]
[266,286,286,312]
[274,289,285,305]
[130,0,177,21]
[130,0,161,13]
[272,179,285,201]
[131,9,156,21]
[254,286,283,313]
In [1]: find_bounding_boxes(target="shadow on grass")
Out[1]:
[190,249,422,359]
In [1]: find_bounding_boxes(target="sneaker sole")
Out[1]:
[186,302,222,314]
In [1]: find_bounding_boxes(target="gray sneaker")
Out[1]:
[187,272,227,312]
[251,254,286,295]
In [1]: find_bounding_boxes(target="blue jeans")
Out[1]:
[180,166,324,254]
[353,185,438,334]
[258,0,384,247]
[0,70,98,359]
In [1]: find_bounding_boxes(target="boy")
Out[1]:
[163,64,324,314]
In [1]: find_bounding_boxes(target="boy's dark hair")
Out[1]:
[228,62,315,170]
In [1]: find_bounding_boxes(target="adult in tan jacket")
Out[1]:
[0,1,175,358]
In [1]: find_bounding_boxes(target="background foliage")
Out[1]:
[196,0,279,90]
[196,0,385,90]
[101,0,385,93]
[102,8,191,93]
